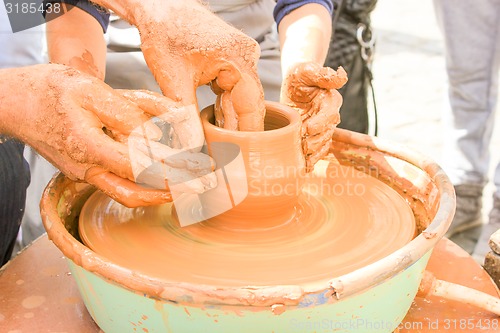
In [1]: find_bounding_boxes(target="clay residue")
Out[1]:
[21,296,46,309]
[68,49,102,79]
[271,303,286,315]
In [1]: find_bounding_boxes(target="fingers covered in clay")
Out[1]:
[286,63,348,94]
[83,88,162,142]
[84,166,172,207]
[214,94,225,127]
[112,90,217,196]
[230,73,266,131]
[128,136,215,173]
[85,101,216,200]
[9,64,217,206]
[303,128,335,172]
[118,90,204,151]
[301,90,342,136]
[281,62,347,172]
[134,1,265,133]
[213,62,242,92]
[126,118,217,196]
[210,62,265,132]
[118,90,189,123]
[214,91,238,130]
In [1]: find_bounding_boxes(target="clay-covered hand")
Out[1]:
[1,64,215,207]
[281,62,348,171]
[132,1,266,132]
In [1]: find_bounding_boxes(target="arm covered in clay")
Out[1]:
[0,64,215,207]
[277,1,348,171]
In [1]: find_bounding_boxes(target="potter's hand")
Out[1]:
[0,64,215,207]
[131,1,266,132]
[281,62,348,172]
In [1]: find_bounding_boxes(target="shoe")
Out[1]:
[489,194,500,225]
[472,194,500,264]
[445,184,483,238]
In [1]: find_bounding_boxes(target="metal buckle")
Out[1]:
[356,23,376,63]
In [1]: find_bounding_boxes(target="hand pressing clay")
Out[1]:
[0,64,215,208]
[101,0,267,134]
[282,62,348,171]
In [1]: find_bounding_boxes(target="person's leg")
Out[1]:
[0,138,30,266]
[436,0,499,186]
[474,163,500,262]
[19,149,57,248]
[472,11,500,261]
[434,0,500,248]
[1,4,47,257]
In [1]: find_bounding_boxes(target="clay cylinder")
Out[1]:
[198,101,305,227]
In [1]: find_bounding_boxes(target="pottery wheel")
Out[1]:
[79,157,416,287]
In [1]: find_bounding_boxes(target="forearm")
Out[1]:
[46,4,106,79]
[278,3,332,79]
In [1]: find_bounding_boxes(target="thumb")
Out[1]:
[230,73,266,131]
[288,63,348,90]
[120,90,205,152]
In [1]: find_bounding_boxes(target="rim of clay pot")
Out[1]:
[41,113,455,308]
[200,100,301,136]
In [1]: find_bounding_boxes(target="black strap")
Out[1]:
[356,22,378,136]
[331,0,346,38]
[364,62,378,136]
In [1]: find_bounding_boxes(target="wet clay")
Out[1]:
[78,103,415,288]
[194,102,306,226]
[79,157,415,287]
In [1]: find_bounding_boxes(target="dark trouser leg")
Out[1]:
[336,53,369,134]
[0,137,30,266]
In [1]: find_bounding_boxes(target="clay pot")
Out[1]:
[186,101,306,227]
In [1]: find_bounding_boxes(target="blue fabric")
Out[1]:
[274,0,336,27]
[43,0,110,33]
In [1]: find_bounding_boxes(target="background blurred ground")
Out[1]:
[368,0,500,257]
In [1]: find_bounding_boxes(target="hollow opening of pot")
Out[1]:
[207,108,291,131]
